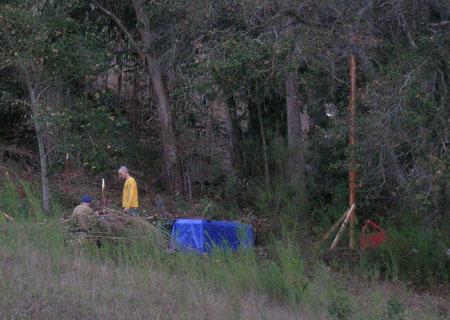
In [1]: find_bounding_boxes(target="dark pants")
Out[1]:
[126,208,139,217]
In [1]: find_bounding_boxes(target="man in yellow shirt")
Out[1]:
[118,166,139,216]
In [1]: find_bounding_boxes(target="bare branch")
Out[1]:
[35,85,52,103]
[428,21,449,27]
[0,98,30,107]
[89,0,146,62]
[45,145,57,157]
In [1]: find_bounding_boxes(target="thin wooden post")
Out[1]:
[349,55,356,249]
[65,153,69,194]
[331,204,355,249]
[314,204,355,248]
[102,178,106,214]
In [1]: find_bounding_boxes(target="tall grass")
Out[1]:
[359,214,450,285]
[0,178,446,319]
[0,171,45,220]
[1,223,446,319]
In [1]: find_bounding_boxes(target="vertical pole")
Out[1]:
[65,153,69,194]
[349,55,356,249]
[188,175,192,199]
[102,178,106,214]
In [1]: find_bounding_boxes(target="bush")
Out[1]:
[360,216,450,285]
[385,295,406,320]
[327,290,357,320]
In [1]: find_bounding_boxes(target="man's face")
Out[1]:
[118,171,127,180]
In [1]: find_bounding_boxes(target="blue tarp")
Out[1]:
[170,219,254,254]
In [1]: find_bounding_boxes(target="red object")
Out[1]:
[360,220,387,249]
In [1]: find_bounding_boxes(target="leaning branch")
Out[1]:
[89,0,146,62]
[428,21,449,27]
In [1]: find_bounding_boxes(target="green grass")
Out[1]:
[359,217,450,285]
[1,221,447,319]
[0,177,447,319]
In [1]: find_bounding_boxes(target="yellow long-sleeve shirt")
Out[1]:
[122,177,138,209]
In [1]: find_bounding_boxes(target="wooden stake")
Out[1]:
[331,204,355,249]
[349,55,356,249]
[102,178,106,214]
[65,153,69,194]
[315,204,355,248]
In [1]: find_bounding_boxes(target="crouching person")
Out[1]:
[72,195,98,231]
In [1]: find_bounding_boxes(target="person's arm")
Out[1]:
[123,180,129,211]
[123,179,133,211]
[127,179,136,209]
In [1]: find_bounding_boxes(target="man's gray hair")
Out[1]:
[118,166,128,173]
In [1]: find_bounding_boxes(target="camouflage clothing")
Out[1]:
[72,204,95,231]
[73,203,94,217]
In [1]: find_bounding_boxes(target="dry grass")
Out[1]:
[0,223,447,320]
[0,224,302,320]
[0,248,302,319]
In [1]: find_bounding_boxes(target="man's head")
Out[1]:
[81,195,91,205]
[118,166,129,180]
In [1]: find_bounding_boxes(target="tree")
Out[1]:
[89,0,181,192]
[0,1,99,213]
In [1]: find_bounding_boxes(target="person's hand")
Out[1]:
[123,208,129,213]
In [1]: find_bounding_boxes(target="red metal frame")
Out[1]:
[360,220,387,249]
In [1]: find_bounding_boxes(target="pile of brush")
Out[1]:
[62,208,171,249]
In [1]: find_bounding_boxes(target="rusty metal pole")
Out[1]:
[65,153,69,194]
[349,55,356,249]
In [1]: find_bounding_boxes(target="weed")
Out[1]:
[359,220,450,284]
[385,295,406,320]
[327,291,357,320]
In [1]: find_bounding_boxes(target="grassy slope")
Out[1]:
[0,222,446,320]
[0,167,447,319]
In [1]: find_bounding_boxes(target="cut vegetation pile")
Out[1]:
[62,209,170,249]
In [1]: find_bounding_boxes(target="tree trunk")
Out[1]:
[255,87,270,186]
[285,67,308,217]
[43,80,64,162]
[28,84,51,213]
[149,63,180,190]
[90,0,181,192]
[216,95,242,176]
[227,97,243,176]
[132,0,181,192]
[394,0,417,49]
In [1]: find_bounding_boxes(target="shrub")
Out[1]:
[327,290,357,320]
[385,295,406,320]
[360,216,450,285]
